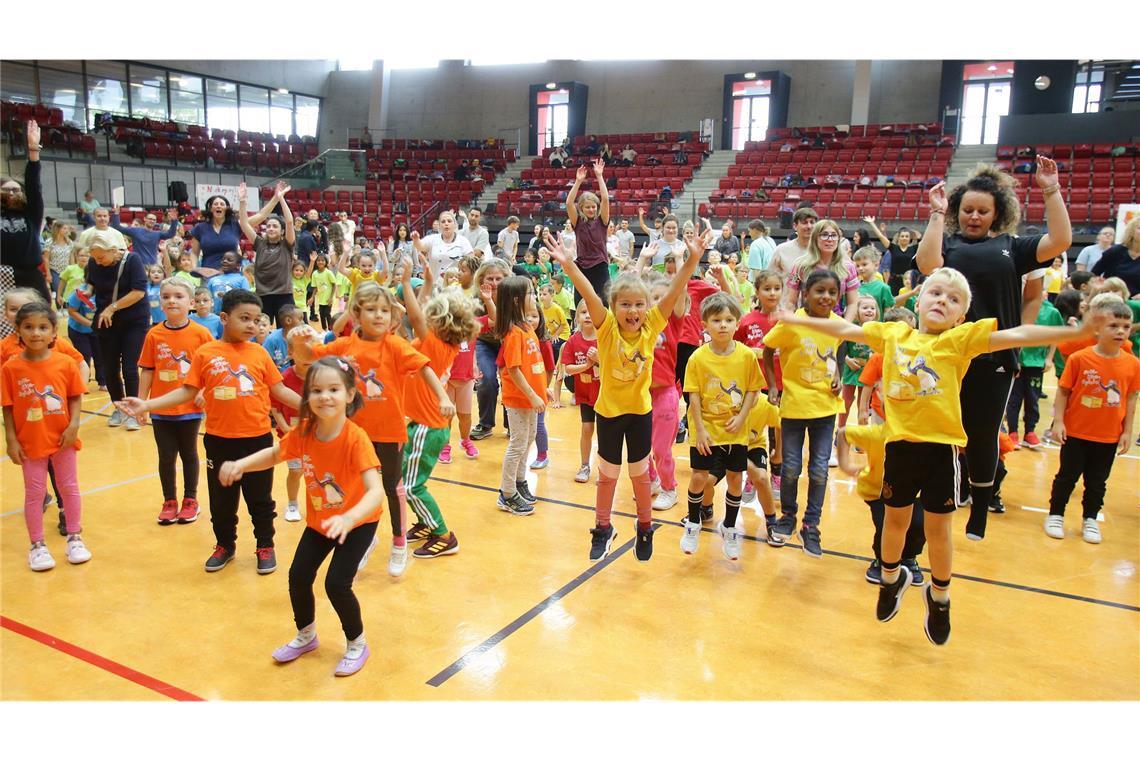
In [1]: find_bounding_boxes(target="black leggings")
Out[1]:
[204,433,276,550]
[1048,436,1116,519]
[956,359,1014,537]
[318,304,333,331]
[596,411,652,464]
[96,318,148,402]
[574,261,611,305]
[372,441,403,538]
[153,417,202,501]
[289,522,378,640]
[259,293,294,326]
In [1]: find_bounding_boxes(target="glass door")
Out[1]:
[536,89,569,151]
[730,79,772,149]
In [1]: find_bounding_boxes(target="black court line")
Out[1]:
[82,407,1140,614]
[426,536,637,687]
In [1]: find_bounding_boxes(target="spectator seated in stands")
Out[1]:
[360,127,372,149]
[584,135,601,155]
[549,145,568,168]
[619,144,637,166]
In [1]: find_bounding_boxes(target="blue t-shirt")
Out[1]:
[207,272,250,313]
[66,291,95,334]
[262,328,291,369]
[190,219,242,270]
[189,312,223,339]
[111,215,178,267]
[146,282,163,324]
[295,231,317,266]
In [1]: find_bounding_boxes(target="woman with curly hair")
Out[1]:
[914,156,1072,540]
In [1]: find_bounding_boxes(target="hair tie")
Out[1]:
[335,358,350,373]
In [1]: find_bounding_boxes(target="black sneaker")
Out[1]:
[865,559,882,584]
[57,509,67,536]
[635,524,654,562]
[255,546,277,574]
[876,565,913,622]
[204,544,235,572]
[700,505,714,524]
[923,585,951,645]
[799,524,822,558]
[772,513,796,543]
[902,558,924,586]
[468,425,492,441]
[497,491,534,516]
[987,495,1005,514]
[765,517,784,547]
[589,524,616,562]
[515,480,537,505]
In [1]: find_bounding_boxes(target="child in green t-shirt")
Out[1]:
[853,246,894,318]
[56,250,89,307]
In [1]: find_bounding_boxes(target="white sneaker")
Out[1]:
[828,451,838,468]
[652,489,677,511]
[1082,518,1102,544]
[650,477,661,497]
[388,543,409,577]
[28,542,55,571]
[284,502,302,522]
[124,415,141,432]
[357,534,380,570]
[65,535,91,564]
[718,520,742,561]
[1044,514,1064,540]
[680,520,701,554]
[108,409,125,427]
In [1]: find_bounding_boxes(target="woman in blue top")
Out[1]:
[190,193,276,278]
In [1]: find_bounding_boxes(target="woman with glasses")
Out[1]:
[783,219,860,319]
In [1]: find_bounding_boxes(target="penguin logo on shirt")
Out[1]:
[173,350,192,376]
[799,337,837,383]
[1101,380,1121,407]
[226,366,257,395]
[316,474,345,507]
[705,377,744,415]
[888,347,942,399]
[33,385,65,414]
[360,369,385,400]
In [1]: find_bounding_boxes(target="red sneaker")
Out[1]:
[158,500,179,525]
[1009,432,1020,449]
[177,498,200,523]
[1022,431,1042,449]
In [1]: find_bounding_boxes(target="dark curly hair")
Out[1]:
[945,163,1021,237]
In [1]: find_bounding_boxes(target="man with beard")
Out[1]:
[1,120,50,303]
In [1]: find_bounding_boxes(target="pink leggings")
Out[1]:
[23,447,82,543]
[648,384,680,491]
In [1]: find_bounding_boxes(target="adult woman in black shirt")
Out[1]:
[865,215,916,295]
[87,230,149,429]
[915,157,1071,540]
[1,121,50,304]
[1091,216,1140,297]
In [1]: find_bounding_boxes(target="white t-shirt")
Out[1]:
[653,237,685,266]
[497,228,519,260]
[771,239,810,277]
[1075,244,1105,272]
[561,230,577,260]
[423,233,474,278]
[615,228,636,258]
[459,217,491,258]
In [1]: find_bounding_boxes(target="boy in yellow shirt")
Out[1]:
[680,293,765,560]
[778,267,1097,646]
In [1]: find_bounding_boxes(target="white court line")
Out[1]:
[831,479,856,485]
[0,472,159,518]
[1022,505,1104,521]
[79,401,112,425]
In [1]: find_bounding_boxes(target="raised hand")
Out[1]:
[928,181,948,214]
[400,255,413,284]
[542,230,570,267]
[575,165,589,183]
[639,241,659,261]
[592,157,605,176]
[166,208,179,221]
[237,182,248,203]
[862,215,877,225]
[1035,155,1059,190]
[275,180,291,197]
[26,120,40,151]
[410,230,421,243]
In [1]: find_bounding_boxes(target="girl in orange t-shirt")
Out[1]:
[495,278,547,514]
[298,280,432,578]
[218,356,383,677]
[1,302,90,572]
[137,277,214,526]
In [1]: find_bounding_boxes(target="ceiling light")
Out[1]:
[545,82,557,89]
[743,72,757,79]
[987,65,997,72]
[277,88,289,94]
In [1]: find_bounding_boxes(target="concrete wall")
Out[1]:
[321,60,944,151]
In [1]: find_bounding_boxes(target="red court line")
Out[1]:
[1,615,204,701]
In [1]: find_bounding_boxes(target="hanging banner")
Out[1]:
[195,183,241,210]
[1116,204,1139,242]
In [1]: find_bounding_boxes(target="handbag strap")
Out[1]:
[110,251,131,305]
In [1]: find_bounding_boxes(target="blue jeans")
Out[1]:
[475,339,500,430]
[779,415,836,526]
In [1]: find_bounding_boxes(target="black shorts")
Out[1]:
[690,444,747,475]
[579,402,596,424]
[710,447,767,483]
[596,411,652,464]
[882,440,960,514]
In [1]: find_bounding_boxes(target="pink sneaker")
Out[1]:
[334,644,370,676]
[460,439,479,459]
[272,636,319,663]
[438,444,452,464]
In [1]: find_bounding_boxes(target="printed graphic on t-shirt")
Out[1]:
[157,343,193,381]
[887,346,942,400]
[360,368,385,400]
[298,456,346,511]
[15,378,64,420]
[611,344,650,381]
[798,337,837,383]
[704,377,744,416]
[1076,367,1121,408]
[205,356,257,398]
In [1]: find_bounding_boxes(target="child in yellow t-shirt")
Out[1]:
[761,269,846,558]
[781,266,1095,646]
[546,227,704,564]
[680,293,765,561]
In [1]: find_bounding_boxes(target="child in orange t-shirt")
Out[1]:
[2,302,90,571]
[219,356,384,677]
[495,277,548,514]
[137,277,214,526]
[118,289,301,574]
[296,277,437,578]
[270,325,319,524]
[1047,297,1140,544]
[399,271,475,559]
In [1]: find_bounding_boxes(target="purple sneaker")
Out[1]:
[334,644,370,677]
[272,636,319,663]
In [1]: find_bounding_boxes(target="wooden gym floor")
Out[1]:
[2,375,1137,701]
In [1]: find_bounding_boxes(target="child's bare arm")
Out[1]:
[1119,391,1137,454]
[1050,386,1071,443]
[218,441,284,486]
[774,309,867,342]
[269,381,301,410]
[989,319,1095,353]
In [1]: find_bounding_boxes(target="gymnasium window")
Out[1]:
[536,88,569,151]
[1072,68,1103,113]
[730,78,772,150]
